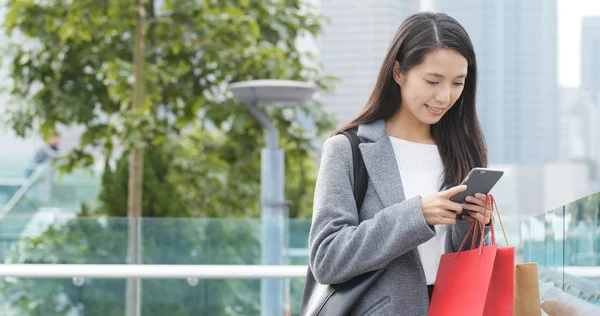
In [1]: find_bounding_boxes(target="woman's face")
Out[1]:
[393,48,468,125]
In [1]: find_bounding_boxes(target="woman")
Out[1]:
[308,12,492,315]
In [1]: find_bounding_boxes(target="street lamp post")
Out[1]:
[228,80,317,316]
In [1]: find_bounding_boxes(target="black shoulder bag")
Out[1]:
[300,130,386,316]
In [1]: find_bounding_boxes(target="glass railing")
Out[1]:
[0,159,33,208]
[520,192,600,306]
[0,275,303,316]
[1,217,312,264]
[0,193,598,315]
[0,216,311,315]
[0,161,101,212]
[493,192,600,313]
[0,161,100,263]
[0,158,34,180]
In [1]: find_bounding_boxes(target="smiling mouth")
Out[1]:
[425,104,446,114]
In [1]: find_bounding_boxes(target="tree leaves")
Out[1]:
[2,0,335,216]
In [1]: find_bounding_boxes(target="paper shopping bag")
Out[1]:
[429,195,515,316]
[484,244,515,315]
[485,195,516,316]
[514,262,541,316]
[428,235,498,315]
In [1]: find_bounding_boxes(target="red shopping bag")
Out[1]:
[428,195,515,316]
[484,196,515,315]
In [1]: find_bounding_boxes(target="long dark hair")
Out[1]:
[336,12,487,190]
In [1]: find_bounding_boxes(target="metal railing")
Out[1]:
[0,264,308,280]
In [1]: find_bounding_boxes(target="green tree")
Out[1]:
[167,118,324,218]
[98,144,190,218]
[1,0,335,218]
[0,0,334,314]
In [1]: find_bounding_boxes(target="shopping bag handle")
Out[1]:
[470,221,480,250]
[488,195,496,245]
[490,195,509,246]
[456,194,509,258]
[457,195,489,256]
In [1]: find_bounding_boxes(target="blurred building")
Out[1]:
[580,16,600,188]
[581,16,600,104]
[559,87,587,161]
[437,0,560,165]
[489,161,591,218]
[560,88,599,162]
[318,0,420,127]
[555,17,600,190]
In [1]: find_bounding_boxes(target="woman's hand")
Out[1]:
[420,185,467,226]
[461,193,493,225]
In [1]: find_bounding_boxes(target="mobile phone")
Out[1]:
[450,168,504,218]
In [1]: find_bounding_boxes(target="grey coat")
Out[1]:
[308,119,490,315]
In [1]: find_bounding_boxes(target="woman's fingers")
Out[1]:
[461,202,486,215]
[468,211,490,225]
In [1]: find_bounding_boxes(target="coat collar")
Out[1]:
[356,119,406,207]
[356,119,387,143]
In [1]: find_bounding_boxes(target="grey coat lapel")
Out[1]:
[357,120,406,208]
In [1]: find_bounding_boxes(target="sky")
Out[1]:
[558,0,600,87]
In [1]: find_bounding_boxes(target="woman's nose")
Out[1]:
[434,86,451,105]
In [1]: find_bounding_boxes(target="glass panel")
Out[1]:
[0,217,311,315]
[2,194,600,313]
[0,277,309,315]
[0,164,100,215]
[522,212,548,265]
[0,278,125,316]
[0,217,314,266]
[565,193,599,267]
[562,192,600,302]
[0,217,129,264]
[141,218,260,265]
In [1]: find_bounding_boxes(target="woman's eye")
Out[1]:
[453,82,465,86]
[425,80,438,85]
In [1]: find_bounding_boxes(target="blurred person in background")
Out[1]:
[25,133,61,178]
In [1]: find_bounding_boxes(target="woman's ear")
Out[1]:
[393,61,405,87]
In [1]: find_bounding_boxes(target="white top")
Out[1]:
[389,136,446,285]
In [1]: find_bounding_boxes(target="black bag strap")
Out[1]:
[340,130,368,211]
[300,130,378,316]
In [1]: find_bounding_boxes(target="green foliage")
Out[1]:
[168,112,323,218]
[95,124,323,218]
[2,0,335,218]
[98,143,191,217]
[2,0,334,165]
[0,0,335,314]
